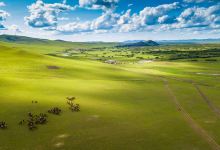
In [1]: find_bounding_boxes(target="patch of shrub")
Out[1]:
[190,59,198,61]
[205,59,217,61]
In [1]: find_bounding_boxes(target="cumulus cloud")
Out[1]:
[0,10,9,22]
[0,2,21,32]
[156,3,220,33]
[79,0,119,10]
[56,10,119,33]
[54,2,180,34]
[91,10,119,30]
[117,9,131,25]
[0,2,9,30]
[56,21,92,33]
[25,0,74,28]
[58,17,69,21]
[8,25,21,32]
[175,4,220,28]
[158,15,170,24]
[136,2,179,25]
[23,0,220,35]
[0,2,5,7]
[118,2,179,32]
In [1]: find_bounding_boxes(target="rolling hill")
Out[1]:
[0,36,220,150]
[118,40,159,47]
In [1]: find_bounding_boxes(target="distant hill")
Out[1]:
[158,39,220,44]
[119,40,159,47]
[122,40,147,44]
[0,35,117,53]
[0,35,117,47]
[0,34,51,44]
[1,34,219,46]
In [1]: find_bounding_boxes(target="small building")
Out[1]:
[104,60,117,64]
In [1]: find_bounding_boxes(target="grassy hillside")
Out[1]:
[0,35,117,54]
[0,37,220,150]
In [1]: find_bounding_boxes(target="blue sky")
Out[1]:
[0,0,220,41]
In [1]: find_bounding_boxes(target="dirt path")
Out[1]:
[160,75,220,118]
[163,79,220,150]
[193,83,220,119]
[122,67,220,117]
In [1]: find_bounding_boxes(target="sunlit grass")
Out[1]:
[0,43,220,149]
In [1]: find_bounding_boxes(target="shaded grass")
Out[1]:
[0,43,220,149]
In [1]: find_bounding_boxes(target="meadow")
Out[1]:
[0,39,220,150]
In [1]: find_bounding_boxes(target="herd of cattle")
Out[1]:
[0,97,80,130]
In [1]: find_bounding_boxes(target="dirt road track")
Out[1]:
[193,83,220,119]
[163,79,220,150]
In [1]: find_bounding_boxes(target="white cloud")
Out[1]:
[0,10,9,22]
[25,0,74,28]
[0,2,5,7]
[8,25,22,32]
[91,10,119,30]
[54,2,180,34]
[175,4,220,28]
[128,4,133,7]
[158,15,170,24]
[79,0,119,10]
[156,3,220,34]
[0,2,9,30]
[118,2,179,32]
[117,9,131,25]
[56,10,119,33]
[56,21,92,33]
[58,17,69,21]
[135,2,179,25]
[22,0,220,37]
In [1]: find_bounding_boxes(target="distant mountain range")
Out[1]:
[0,34,50,44]
[0,34,79,45]
[122,39,220,45]
[0,34,220,45]
[119,40,159,47]
[0,34,114,45]
[122,40,147,44]
[158,39,220,44]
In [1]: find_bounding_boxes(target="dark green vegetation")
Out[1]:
[118,40,159,47]
[0,35,220,150]
[56,43,220,62]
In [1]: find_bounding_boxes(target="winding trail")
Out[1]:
[163,79,220,150]
[193,83,220,119]
[121,67,220,149]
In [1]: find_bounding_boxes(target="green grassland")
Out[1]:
[56,44,220,62]
[0,40,220,150]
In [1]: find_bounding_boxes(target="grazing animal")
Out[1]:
[66,97,80,112]
[48,107,62,115]
[19,120,25,125]
[70,104,80,112]
[32,100,38,104]
[35,113,47,125]
[26,112,48,130]
[66,96,75,101]
[0,121,7,129]
[28,112,33,117]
